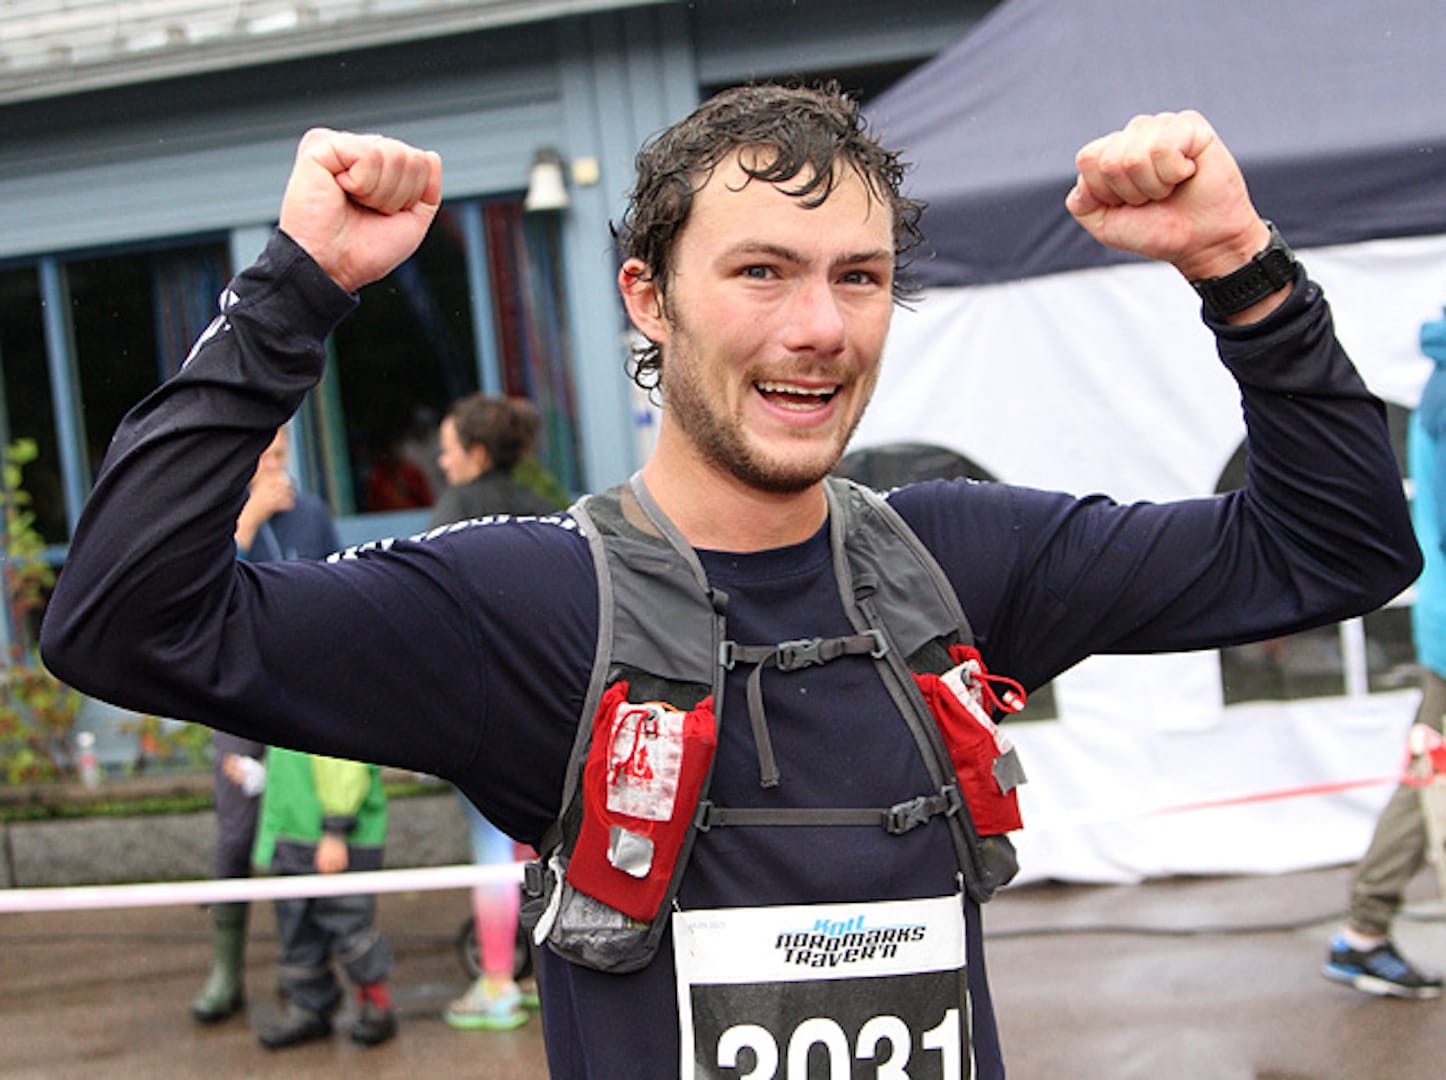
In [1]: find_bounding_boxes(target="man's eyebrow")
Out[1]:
[723,240,805,263]
[723,241,894,267]
[835,247,895,268]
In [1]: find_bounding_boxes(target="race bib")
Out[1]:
[674,895,970,1079]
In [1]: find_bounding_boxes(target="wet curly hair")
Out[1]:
[615,81,924,392]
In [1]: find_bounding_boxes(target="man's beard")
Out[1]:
[661,350,867,495]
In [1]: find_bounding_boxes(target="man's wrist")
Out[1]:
[1189,221,1298,320]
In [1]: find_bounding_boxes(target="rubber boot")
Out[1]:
[190,902,247,1023]
[259,1002,333,1049]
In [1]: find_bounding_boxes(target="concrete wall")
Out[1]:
[1,790,470,888]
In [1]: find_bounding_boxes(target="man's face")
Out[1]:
[643,153,895,494]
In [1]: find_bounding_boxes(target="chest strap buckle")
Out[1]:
[886,784,962,835]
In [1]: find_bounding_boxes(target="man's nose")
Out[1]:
[781,277,847,356]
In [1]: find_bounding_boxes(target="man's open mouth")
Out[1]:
[755,380,840,412]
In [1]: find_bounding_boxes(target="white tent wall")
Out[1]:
[850,233,1446,885]
[858,235,1446,503]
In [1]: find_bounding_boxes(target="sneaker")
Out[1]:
[350,1000,398,1047]
[1323,935,1444,999]
[444,977,529,1031]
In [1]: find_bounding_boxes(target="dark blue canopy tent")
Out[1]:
[867,0,1446,288]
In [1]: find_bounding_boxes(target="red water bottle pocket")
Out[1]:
[566,681,718,922]
[914,645,1026,836]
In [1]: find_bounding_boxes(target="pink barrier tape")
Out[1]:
[0,861,524,915]
[1021,775,1399,833]
[1154,776,1399,816]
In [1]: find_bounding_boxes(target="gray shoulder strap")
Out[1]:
[553,490,615,826]
[825,476,973,654]
[556,477,723,813]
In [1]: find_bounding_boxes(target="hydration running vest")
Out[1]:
[525,475,1027,974]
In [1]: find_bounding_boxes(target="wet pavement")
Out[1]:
[1,886,543,1079]
[988,865,1446,1080]
[2,864,1443,1078]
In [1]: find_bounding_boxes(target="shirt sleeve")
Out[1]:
[891,273,1420,693]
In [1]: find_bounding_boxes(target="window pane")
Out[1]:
[0,266,66,543]
[319,198,584,518]
[490,205,583,495]
[1221,630,1346,703]
[69,251,155,475]
[68,240,229,479]
[331,207,477,513]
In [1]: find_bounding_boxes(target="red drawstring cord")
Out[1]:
[950,644,1027,715]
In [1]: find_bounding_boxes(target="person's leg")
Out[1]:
[191,732,264,1022]
[209,733,266,880]
[191,901,249,1022]
[1346,783,1429,936]
[316,880,397,1047]
[1348,670,1446,934]
[1324,670,1445,997]
[446,797,528,1030]
[476,839,521,984]
[259,849,342,1049]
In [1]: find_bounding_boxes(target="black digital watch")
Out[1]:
[1190,220,1297,319]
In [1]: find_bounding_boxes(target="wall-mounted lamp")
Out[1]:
[524,147,569,212]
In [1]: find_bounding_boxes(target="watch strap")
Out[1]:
[1190,221,1297,318]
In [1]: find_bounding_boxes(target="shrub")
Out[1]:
[0,439,82,783]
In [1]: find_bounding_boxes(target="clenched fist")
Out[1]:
[1066,110,1272,291]
[279,128,443,293]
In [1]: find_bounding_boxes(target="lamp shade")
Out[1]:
[524,147,569,212]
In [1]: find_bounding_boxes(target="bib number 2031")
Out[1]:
[716,1008,962,1080]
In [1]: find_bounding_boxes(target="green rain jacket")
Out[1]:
[253,747,387,867]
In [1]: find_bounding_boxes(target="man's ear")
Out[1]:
[618,258,667,344]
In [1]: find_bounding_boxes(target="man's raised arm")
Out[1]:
[38,131,451,746]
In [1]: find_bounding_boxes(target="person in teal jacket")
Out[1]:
[252,747,397,1049]
[1323,310,1446,1000]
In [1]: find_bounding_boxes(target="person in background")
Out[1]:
[251,745,398,1050]
[431,393,560,526]
[429,392,558,1030]
[1323,309,1446,999]
[190,426,338,1024]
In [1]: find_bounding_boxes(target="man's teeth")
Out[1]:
[756,381,837,410]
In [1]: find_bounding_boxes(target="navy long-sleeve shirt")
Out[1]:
[40,232,1419,1078]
